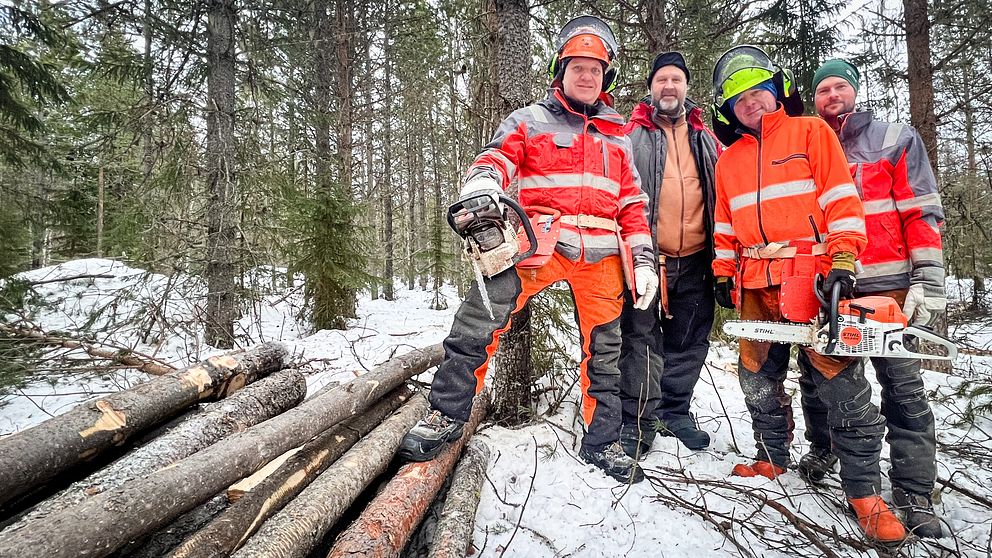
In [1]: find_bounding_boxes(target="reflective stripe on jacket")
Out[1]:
[836,111,945,296]
[712,107,867,288]
[466,89,653,266]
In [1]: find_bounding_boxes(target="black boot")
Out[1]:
[892,487,944,539]
[618,422,653,461]
[797,446,838,482]
[656,415,710,450]
[579,442,645,484]
[398,409,464,461]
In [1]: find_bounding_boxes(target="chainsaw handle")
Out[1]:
[500,195,538,264]
[814,275,841,354]
[895,326,958,360]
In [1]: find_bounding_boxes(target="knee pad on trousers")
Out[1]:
[818,361,885,433]
[739,369,789,415]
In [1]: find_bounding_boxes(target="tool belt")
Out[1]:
[559,214,618,232]
[741,241,827,259]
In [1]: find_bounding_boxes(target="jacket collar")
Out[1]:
[546,88,625,136]
[625,97,705,134]
[739,104,788,140]
[837,110,874,141]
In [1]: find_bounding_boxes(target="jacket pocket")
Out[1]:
[770,153,809,165]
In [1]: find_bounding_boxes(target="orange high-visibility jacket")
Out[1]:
[712,107,867,288]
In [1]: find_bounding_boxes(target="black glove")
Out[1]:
[823,251,857,299]
[715,277,735,309]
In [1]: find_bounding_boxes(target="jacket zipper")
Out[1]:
[671,120,686,259]
[755,135,770,245]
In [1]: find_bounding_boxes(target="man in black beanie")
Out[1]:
[618,52,721,456]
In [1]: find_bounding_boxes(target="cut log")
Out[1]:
[0,341,288,509]
[428,439,492,558]
[326,390,491,558]
[0,343,442,558]
[6,368,306,529]
[231,395,429,558]
[110,494,229,558]
[169,386,414,558]
[227,448,302,503]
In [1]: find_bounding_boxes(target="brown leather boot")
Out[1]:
[732,461,786,480]
[848,495,907,543]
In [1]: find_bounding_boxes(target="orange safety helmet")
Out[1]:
[559,33,611,65]
[548,15,619,92]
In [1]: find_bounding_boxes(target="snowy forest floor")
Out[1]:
[2,258,991,557]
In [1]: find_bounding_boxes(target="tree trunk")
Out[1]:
[96,165,104,257]
[326,391,490,558]
[428,439,491,558]
[230,396,429,558]
[491,0,535,427]
[9,368,304,528]
[204,0,239,348]
[0,342,287,511]
[167,386,414,558]
[111,494,229,558]
[142,0,154,185]
[0,345,442,558]
[903,0,939,175]
[383,30,395,301]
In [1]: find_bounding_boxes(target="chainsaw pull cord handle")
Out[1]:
[814,274,841,354]
[500,195,539,264]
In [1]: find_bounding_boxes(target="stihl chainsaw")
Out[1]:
[723,278,957,360]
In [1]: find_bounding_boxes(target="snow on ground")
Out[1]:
[2,259,992,557]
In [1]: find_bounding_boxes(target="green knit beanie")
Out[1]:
[812,59,860,93]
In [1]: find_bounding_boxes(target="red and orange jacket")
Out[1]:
[465,89,654,267]
[712,107,867,288]
[833,111,945,296]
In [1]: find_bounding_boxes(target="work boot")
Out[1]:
[797,446,839,482]
[656,415,710,450]
[892,487,944,539]
[579,442,645,484]
[618,422,653,461]
[732,460,786,480]
[398,408,464,462]
[848,495,907,544]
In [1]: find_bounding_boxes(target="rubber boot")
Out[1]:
[848,495,907,544]
[732,461,786,480]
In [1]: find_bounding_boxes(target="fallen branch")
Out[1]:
[327,390,491,558]
[0,323,175,375]
[0,344,442,558]
[428,439,492,558]
[0,341,287,510]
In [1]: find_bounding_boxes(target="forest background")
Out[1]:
[0,0,988,413]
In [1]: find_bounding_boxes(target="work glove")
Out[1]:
[823,251,857,299]
[633,265,659,311]
[714,276,735,309]
[458,176,503,213]
[902,283,947,328]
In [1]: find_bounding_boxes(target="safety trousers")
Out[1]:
[737,286,885,498]
[429,251,625,450]
[801,288,936,496]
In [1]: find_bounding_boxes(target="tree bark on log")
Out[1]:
[0,344,442,558]
[326,391,491,558]
[428,439,491,558]
[169,386,415,558]
[230,395,429,558]
[0,342,287,510]
[110,494,229,558]
[8,368,305,529]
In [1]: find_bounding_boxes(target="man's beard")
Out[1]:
[653,96,682,116]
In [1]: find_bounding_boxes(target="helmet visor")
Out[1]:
[712,45,775,104]
[556,15,618,61]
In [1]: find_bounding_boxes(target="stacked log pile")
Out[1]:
[0,341,494,558]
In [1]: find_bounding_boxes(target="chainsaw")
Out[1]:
[723,278,957,360]
[446,193,537,318]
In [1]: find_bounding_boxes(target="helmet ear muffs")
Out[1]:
[603,66,618,92]
[547,53,560,83]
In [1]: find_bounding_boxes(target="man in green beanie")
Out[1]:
[802,58,947,538]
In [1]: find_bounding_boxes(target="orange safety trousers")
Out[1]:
[429,251,625,449]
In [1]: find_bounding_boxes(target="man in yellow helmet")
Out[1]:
[710,45,905,544]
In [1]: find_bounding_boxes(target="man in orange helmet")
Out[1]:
[398,16,657,485]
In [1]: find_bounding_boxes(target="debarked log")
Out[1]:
[428,439,492,558]
[0,343,443,558]
[326,390,491,558]
[230,395,428,558]
[9,368,306,528]
[0,341,288,509]
[169,385,415,558]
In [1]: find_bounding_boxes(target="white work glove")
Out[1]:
[902,283,947,328]
[633,265,659,311]
[459,176,503,212]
